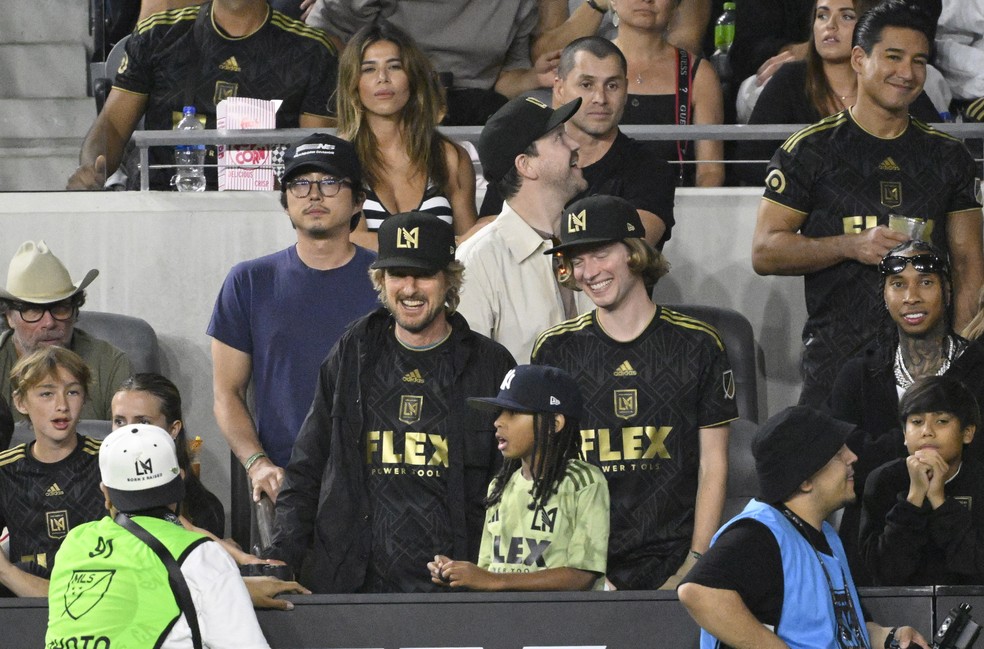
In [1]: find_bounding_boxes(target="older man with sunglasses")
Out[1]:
[208,133,378,503]
[0,241,132,445]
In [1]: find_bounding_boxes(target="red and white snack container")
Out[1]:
[216,98,281,191]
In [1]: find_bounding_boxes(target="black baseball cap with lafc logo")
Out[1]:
[544,195,645,255]
[371,211,456,273]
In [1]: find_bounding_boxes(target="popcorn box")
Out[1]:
[216,98,280,191]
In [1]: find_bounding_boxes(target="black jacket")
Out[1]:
[861,457,984,586]
[267,308,515,592]
[829,336,984,584]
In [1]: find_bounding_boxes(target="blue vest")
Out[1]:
[699,500,871,649]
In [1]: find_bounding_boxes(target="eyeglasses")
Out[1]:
[878,253,947,276]
[12,301,76,323]
[286,177,350,198]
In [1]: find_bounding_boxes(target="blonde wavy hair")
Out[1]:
[369,259,465,315]
[557,238,670,292]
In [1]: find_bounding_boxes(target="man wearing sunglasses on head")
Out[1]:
[0,240,132,446]
[750,0,984,409]
[208,133,379,503]
[828,240,984,583]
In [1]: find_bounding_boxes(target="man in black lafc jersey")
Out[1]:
[532,195,737,590]
[68,0,337,190]
[751,0,984,408]
[268,212,515,593]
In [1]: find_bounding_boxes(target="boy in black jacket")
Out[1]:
[861,375,984,585]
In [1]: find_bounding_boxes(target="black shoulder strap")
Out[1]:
[674,48,696,185]
[184,11,203,109]
[115,513,203,649]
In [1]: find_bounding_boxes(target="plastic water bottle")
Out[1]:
[711,2,736,84]
[172,105,206,192]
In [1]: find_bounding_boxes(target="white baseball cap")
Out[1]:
[99,424,184,512]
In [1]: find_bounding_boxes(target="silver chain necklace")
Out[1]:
[894,335,956,389]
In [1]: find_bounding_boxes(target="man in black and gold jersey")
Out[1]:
[751,0,984,408]
[67,0,337,190]
[268,212,515,593]
[532,195,737,590]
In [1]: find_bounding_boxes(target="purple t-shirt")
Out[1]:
[208,245,378,466]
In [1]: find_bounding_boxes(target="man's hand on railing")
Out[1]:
[244,575,311,611]
[249,456,285,503]
[67,155,107,190]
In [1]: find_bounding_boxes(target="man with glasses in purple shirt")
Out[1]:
[208,133,378,503]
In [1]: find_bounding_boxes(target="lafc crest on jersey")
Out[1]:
[47,510,69,539]
[614,389,637,419]
[399,395,423,424]
[213,80,238,106]
[880,181,902,208]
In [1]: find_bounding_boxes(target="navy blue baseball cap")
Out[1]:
[468,365,582,419]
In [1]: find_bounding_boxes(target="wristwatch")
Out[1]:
[885,627,900,649]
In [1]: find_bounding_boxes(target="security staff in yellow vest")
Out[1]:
[45,424,271,649]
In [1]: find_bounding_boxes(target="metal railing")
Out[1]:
[131,123,984,191]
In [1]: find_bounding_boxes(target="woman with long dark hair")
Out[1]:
[336,21,477,249]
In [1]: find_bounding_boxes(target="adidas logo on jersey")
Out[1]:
[402,369,424,384]
[219,56,241,72]
[45,483,64,497]
[878,157,900,171]
[613,361,637,377]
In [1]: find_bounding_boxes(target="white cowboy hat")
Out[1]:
[0,240,98,304]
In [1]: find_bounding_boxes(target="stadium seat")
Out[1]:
[90,34,130,114]
[10,418,112,447]
[664,303,759,422]
[663,303,761,522]
[76,310,162,375]
[720,417,759,521]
